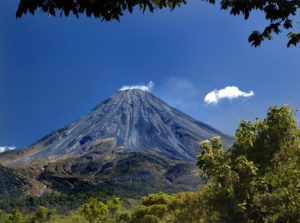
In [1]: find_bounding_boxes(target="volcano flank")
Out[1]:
[0,89,232,205]
[4,89,232,164]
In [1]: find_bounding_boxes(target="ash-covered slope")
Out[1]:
[7,89,232,163]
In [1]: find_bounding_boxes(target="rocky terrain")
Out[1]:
[0,89,232,165]
[0,89,232,211]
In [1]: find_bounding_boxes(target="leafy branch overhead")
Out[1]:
[208,0,300,47]
[16,0,300,47]
[16,0,187,20]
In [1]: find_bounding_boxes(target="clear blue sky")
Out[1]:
[1,0,299,149]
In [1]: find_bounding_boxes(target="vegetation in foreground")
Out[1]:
[0,105,299,223]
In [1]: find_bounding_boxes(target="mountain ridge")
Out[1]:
[1,89,232,164]
[0,89,233,210]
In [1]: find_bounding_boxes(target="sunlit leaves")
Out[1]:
[196,105,300,222]
[72,197,123,223]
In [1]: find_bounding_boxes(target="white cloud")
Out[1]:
[119,81,154,92]
[204,86,254,104]
[0,146,16,153]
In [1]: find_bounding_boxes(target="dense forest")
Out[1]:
[0,105,299,223]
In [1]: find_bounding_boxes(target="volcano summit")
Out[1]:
[0,89,234,204]
[2,89,232,164]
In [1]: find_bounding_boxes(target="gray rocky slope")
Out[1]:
[14,89,233,163]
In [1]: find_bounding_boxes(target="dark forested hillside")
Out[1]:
[0,138,200,214]
[0,165,26,200]
[0,105,298,223]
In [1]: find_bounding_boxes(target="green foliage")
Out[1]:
[104,192,172,223]
[113,191,214,223]
[1,105,299,223]
[25,206,55,223]
[141,192,172,206]
[107,197,122,221]
[73,198,108,223]
[8,209,23,223]
[72,197,122,223]
[129,204,167,223]
[0,165,26,201]
[34,206,55,223]
[197,105,300,223]
[0,206,55,223]
[0,191,111,215]
[168,189,218,223]
[0,210,10,223]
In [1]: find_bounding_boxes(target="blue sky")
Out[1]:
[0,0,299,149]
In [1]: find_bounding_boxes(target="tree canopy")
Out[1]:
[197,105,300,222]
[16,0,300,47]
[0,105,299,223]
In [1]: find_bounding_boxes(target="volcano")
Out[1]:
[0,89,234,208]
[3,89,232,164]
